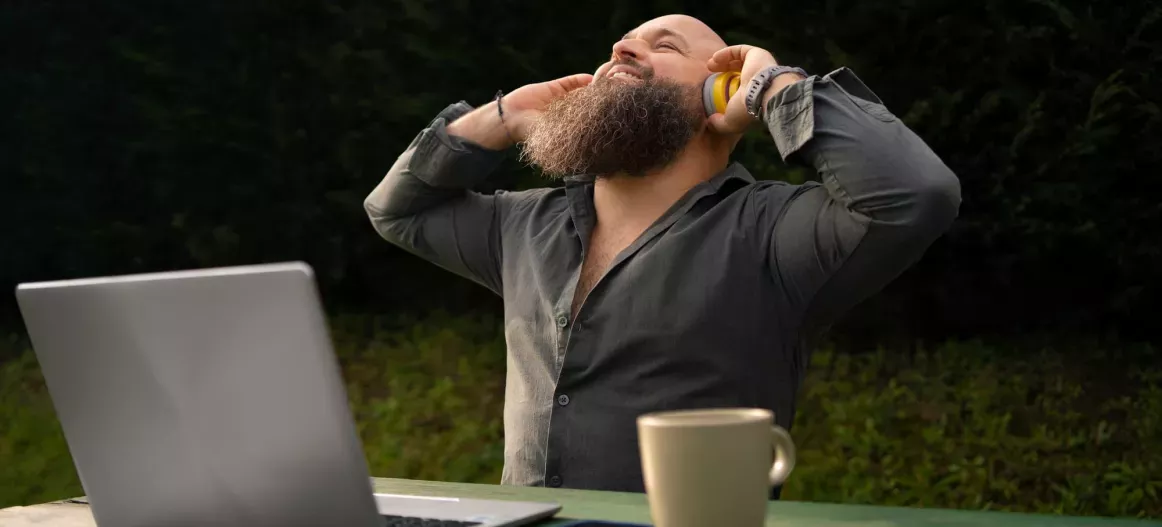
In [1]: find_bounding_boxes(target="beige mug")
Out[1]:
[637,408,795,527]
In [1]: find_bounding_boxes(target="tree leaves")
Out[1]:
[0,0,1158,339]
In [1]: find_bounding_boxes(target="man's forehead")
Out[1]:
[622,15,725,49]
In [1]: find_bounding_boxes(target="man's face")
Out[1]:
[592,15,723,92]
[520,16,727,179]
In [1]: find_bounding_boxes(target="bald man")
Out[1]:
[365,15,960,494]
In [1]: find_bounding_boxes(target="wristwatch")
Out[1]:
[744,65,809,121]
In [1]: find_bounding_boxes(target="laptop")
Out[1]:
[15,262,561,527]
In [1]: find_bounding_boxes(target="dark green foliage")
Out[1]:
[2,3,1157,515]
[1,0,1159,346]
[2,317,1158,517]
[0,340,80,509]
[788,341,1162,517]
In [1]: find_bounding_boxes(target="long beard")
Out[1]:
[519,74,705,179]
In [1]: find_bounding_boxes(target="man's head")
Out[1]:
[520,15,729,179]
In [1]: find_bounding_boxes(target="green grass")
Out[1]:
[1,314,1159,518]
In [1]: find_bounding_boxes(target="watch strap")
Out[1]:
[744,65,809,120]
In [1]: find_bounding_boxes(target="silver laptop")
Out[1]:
[15,262,560,527]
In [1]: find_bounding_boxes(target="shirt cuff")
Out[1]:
[404,101,508,189]
[763,67,885,161]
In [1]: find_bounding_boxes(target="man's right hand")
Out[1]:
[446,73,594,151]
[500,73,594,143]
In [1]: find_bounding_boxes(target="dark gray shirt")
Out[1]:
[363,68,961,493]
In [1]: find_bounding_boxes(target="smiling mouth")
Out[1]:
[609,71,643,81]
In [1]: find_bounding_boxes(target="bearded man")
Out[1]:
[364,14,960,495]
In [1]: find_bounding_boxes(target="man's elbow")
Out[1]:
[910,164,961,235]
[363,191,391,222]
[363,169,414,224]
[362,179,413,246]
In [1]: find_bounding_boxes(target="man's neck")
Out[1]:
[592,135,730,232]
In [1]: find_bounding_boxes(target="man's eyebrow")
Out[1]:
[621,27,689,47]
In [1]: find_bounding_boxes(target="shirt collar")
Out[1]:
[562,161,756,242]
[707,161,756,190]
[562,161,755,190]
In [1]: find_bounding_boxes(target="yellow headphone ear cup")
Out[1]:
[702,74,716,115]
[712,73,731,114]
[703,72,742,116]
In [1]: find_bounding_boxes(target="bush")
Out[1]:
[784,341,1162,518]
[1,315,1158,518]
[330,313,508,483]
[2,0,1160,340]
[0,339,82,508]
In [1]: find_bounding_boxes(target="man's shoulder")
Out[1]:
[709,163,818,203]
[494,185,570,222]
[730,177,821,207]
[717,176,825,230]
[494,185,566,204]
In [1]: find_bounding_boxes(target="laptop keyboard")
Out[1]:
[381,514,482,526]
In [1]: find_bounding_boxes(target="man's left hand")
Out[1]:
[705,45,794,135]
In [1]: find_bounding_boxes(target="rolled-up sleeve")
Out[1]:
[756,68,962,331]
[364,102,509,294]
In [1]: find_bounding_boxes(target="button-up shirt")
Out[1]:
[363,68,961,494]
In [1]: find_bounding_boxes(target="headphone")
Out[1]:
[702,71,741,116]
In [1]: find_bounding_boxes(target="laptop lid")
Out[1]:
[15,262,382,527]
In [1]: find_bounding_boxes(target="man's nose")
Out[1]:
[611,38,648,62]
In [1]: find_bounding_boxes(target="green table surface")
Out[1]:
[3,477,1156,526]
[371,478,1159,527]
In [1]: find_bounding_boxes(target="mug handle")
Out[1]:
[768,425,797,486]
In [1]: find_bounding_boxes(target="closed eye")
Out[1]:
[657,42,680,51]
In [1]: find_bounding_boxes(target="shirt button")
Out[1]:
[548,475,562,487]
[556,314,569,328]
[557,394,570,406]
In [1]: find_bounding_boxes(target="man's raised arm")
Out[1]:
[363,73,595,294]
[757,67,961,331]
[363,100,512,293]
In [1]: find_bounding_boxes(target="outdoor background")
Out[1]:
[2,0,1160,519]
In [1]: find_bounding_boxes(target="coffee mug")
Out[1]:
[637,408,795,527]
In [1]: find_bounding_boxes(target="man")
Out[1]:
[364,14,960,495]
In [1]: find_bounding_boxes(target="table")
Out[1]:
[1,478,1157,526]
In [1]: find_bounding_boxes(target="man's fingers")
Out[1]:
[706,110,751,136]
[706,113,729,132]
[706,113,742,134]
[547,73,594,96]
[707,45,754,72]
